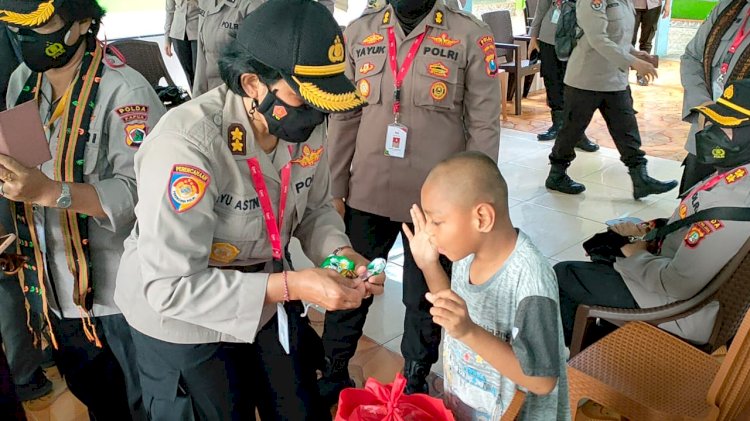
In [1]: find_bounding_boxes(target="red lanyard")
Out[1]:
[720,8,750,80]
[387,27,427,120]
[246,145,294,263]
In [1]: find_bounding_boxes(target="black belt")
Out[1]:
[209,262,267,273]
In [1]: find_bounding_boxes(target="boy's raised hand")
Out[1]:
[426,290,477,341]
[402,204,439,270]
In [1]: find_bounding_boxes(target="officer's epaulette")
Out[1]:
[348,0,385,27]
[449,6,487,28]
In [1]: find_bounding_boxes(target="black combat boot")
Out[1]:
[628,164,678,200]
[546,162,586,194]
[403,360,431,395]
[575,133,600,152]
[538,110,564,141]
[317,358,355,407]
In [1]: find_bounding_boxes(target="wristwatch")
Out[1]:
[56,182,72,209]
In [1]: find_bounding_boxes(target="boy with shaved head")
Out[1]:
[404,152,570,420]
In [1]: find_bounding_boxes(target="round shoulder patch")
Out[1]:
[168,164,211,213]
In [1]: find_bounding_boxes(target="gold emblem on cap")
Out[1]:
[328,35,345,64]
[724,85,735,100]
[0,0,55,27]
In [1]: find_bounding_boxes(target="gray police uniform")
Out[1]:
[165,0,200,90]
[114,84,349,419]
[193,0,263,97]
[550,0,647,168]
[680,0,750,192]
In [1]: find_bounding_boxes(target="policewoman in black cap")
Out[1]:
[556,79,750,348]
[114,0,380,419]
[0,0,164,419]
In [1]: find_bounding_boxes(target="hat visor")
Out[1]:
[285,72,366,114]
[0,0,59,29]
[692,100,750,128]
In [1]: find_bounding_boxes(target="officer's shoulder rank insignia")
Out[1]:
[382,10,391,24]
[168,164,211,213]
[228,124,246,156]
[591,0,604,11]
[428,33,460,47]
[725,167,748,184]
[291,145,324,167]
[434,11,444,25]
[125,123,147,148]
[362,33,384,46]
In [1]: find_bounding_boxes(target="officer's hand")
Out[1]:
[631,58,657,82]
[164,39,173,57]
[297,268,366,311]
[528,37,539,59]
[354,265,386,298]
[332,198,345,218]
[661,3,671,18]
[402,204,440,270]
[0,155,57,206]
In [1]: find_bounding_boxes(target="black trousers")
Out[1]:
[321,206,450,373]
[171,36,197,91]
[132,303,327,421]
[555,261,639,346]
[632,6,662,53]
[0,334,26,421]
[551,85,647,168]
[539,41,567,112]
[49,313,140,421]
[679,152,716,195]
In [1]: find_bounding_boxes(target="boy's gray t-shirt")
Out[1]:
[443,230,571,421]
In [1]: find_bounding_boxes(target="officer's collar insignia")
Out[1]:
[428,33,460,47]
[382,10,391,24]
[433,10,444,25]
[0,0,55,28]
[361,33,384,46]
[228,124,247,156]
[328,35,345,64]
[210,243,241,264]
[591,0,604,11]
[290,145,324,167]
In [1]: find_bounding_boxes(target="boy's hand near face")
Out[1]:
[403,204,440,270]
[426,290,477,341]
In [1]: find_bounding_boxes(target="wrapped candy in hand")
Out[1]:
[321,255,358,278]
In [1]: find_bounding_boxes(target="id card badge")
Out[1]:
[551,8,561,24]
[277,303,290,354]
[385,123,408,158]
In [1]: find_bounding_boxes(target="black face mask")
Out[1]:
[387,0,437,34]
[15,20,85,73]
[696,124,750,169]
[257,89,326,143]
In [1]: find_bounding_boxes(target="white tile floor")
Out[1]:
[291,128,684,378]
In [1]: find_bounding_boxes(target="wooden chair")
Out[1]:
[481,10,541,115]
[501,390,526,420]
[570,237,750,357]
[109,39,177,87]
[567,305,750,420]
[524,0,540,33]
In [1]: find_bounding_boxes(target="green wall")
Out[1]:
[98,0,163,13]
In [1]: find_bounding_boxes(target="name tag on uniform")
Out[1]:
[385,124,408,158]
[551,8,561,24]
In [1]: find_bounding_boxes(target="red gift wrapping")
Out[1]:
[335,373,455,421]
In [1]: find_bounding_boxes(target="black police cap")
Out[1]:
[693,79,750,128]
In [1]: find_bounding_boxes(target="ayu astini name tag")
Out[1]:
[385,123,408,158]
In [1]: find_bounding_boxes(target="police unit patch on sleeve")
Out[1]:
[684,220,724,248]
[291,145,324,167]
[125,123,147,148]
[168,164,211,213]
[116,104,149,123]
[477,35,498,78]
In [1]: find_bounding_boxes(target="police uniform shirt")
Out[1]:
[681,0,750,155]
[114,85,350,345]
[564,0,638,92]
[166,0,201,42]
[193,0,264,97]
[614,165,750,344]
[5,61,166,318]
[529,0,559,46]
[328,2,501,223]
